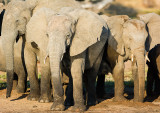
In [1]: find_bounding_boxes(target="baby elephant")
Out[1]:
[146,44,160,97]
[0,37,27,93]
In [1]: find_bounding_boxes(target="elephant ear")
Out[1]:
[69,9,108,56]
[102,15,130,55]
[144,13,160,51]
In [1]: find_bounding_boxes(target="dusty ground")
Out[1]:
[1,61,160,113]
[1,88,160,113]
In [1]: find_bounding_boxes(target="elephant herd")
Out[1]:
[0,0,160,112]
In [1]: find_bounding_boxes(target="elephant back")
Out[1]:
[33,0,81,14]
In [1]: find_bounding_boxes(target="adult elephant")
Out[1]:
[26,7,109,111]
[0,6,27,93]
[1,0,80,98]
[97,15,148,102]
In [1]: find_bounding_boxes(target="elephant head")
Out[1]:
[1,0,33,97]
[101,15,130,56]
[45,7,108,103]
[102,15,148,102]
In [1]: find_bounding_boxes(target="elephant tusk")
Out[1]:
[44,54,49,64]
[61,54,64,61]
[145,55,150,62]
[131,54,134,62]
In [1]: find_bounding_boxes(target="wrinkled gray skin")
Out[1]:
[97,15,148,102]
[26,7,108,111]
[1,0,80,98]
[139,13,160,51]
[1,0,31,98]
[25,8,55,103]
[139,13,160,101]
[50,7,108,111]
[0,37,27,93]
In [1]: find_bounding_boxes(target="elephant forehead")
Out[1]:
[48,15,71,31]
[6,2,26,18]
[131,21,145,30]
[126,19,145,31]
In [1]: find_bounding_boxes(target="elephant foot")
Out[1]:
[113,96,128,102]
[27,93,40,101]
[50,103,65,111]
[39,95,53,103]
[68,105,86,112]
[16,86,25,94]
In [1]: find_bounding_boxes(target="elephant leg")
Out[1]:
[70,52,86,112]
[146,68,154,97]
[86,51,104,106]
[25,47,40,101]
[64,73,74,106]
[154,73,160,96]
[84,68,97,106]
[96,74,105,99]
[12,73,18,90]
[112,56,126,101]
[16,71,27,93]
[39,53,52,103]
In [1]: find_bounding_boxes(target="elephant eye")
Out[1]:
[46,34,49,37]
[66,34,70,38]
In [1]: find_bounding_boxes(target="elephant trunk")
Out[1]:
[2,32,18,98]
[135,48,145,102]
[48,38,64,98]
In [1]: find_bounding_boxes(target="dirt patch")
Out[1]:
[1,88,160,113]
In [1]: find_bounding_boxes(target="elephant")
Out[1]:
[24,8,56,102]
[96,15,148,102]
[139,13,160,51]
[26,7,109,111]
[0,37,27,93]
[1,0,80,98]
[146,44,160,97]
[0,8,27,93]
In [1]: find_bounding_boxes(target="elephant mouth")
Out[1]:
[131,52,150,63]
[18,30,25,35]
